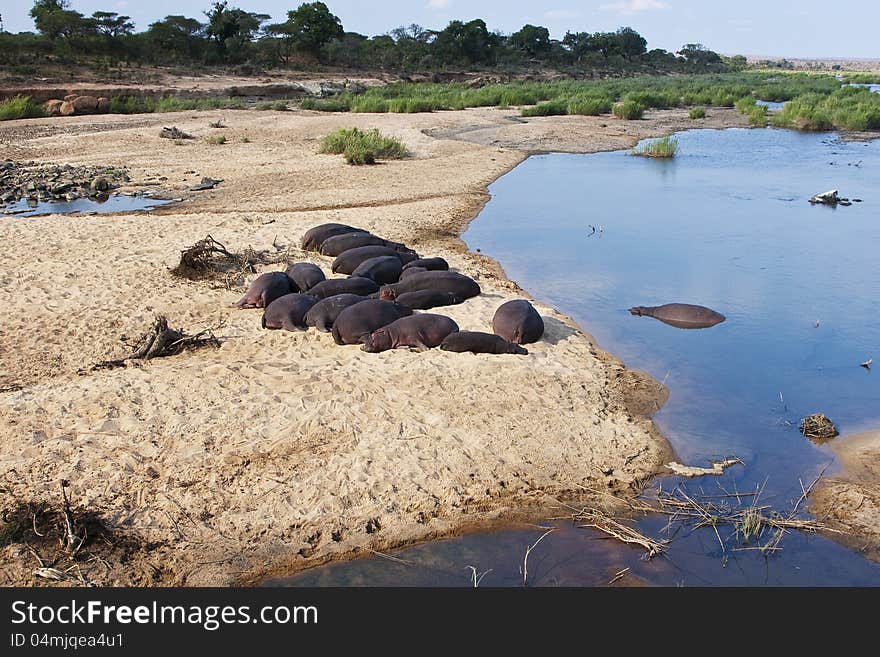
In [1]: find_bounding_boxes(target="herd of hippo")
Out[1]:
[233,222,545,354]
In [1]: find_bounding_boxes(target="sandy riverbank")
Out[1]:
[0,105,746,585]
[811,431,880,563]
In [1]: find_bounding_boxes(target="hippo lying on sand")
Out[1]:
[301,223,367,251]
[400,267,427,279]
[285,262,325,291]
[332,245,416,274]
[379,271,480,301]
[262,294,318,331]
[403,257,449,271]
[628,303,725,329]
[332,299,413,345]
[321,232,415,258]
[395,290,463,310]
[235,272,291,308]
[304,294,367,332]
[307,277,380,299]
[351,256,403,285]
[492,299,544,344]
[440,331,528,355]
[362,314,459,352]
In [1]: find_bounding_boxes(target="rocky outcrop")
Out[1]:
[44,95,111,117]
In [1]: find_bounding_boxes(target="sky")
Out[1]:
[1,0,878,59]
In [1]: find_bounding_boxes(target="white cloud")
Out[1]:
[544,10,581,20]
[427,0,451,9]
[599,0,670,15]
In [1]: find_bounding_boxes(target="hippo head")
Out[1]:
[509,343,529,356]
[379,287,397,300]
[362,327,392,353]
[628,306,647,316]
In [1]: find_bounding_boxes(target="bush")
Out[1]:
[349,97,389,113]
[301,97,351,112]
[319,127,407,164]
[631,136,677,158]
[568,96,612,116]
[688,106,706,119]
[521,99,568,117]
[206,135,226,145]
[612,100,644,120]
[0,95,45,121]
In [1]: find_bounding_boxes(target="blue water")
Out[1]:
[270,128,880,586]
[755,99,786,111]
[3,195,171,217]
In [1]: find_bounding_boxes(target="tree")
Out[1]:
[266,2,343,61]
[677,43,723,67]
[92,12,134,38]
[615,27,646,61]
[432,19,498,66]
[30,0,95,40]
[509,24,550,59]
[146,15,205,62]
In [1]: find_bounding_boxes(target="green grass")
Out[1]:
[256,100,289,111]
[521,99,568,117]
[631,136,677,158]
[567,95,613,116]
[0,95,45,121]
[300,96,353,112]
[612,100,644,120]
[108,95,243,114]
[206,135,226,145]
[688,106,706,119]
[319,127,407,165]
[770,86,880,131]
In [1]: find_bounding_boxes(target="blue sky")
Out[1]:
[2,0,877,59]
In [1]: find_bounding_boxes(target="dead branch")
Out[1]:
[522,528,556,586]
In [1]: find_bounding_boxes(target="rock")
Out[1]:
[190,177,222,191]
[59,101,75,116]
[90,176,110,192]
[810,189,841,205]
[160,127,194,140]
[72,95,101,115]
[800,413,839,441]
[63,94,78,102]
[97,97,110,114]
[44,99,64,116]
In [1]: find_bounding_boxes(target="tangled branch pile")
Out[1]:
[170,234,288,287]
[800,413,839,441]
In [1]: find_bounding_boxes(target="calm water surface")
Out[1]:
[272,128,880,586]
[3,195,171,217]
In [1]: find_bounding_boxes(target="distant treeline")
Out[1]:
[1,0,747,74]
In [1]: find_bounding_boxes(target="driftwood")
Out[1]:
[170,234,290,287]
[88,315,220,372]
[800,413,839,441]
[160,126,194,140]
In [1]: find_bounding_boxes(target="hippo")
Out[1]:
[285,262,325,291]
[234,271,292,308]
[379,271,480,301]
[403,257,449,271]
[262,293,318,331]
[304,294,367,332]
[307,277,380,299]
[301,223,368,251]
[628,303,726,329]
[400,267,427,280]
[492,300,545,345]
[351,256,403,285]
[440,331,528,355]
[362,314,459,353]
[320,232,415,258]
[395,290,463,310]
[332,245,417,274]
[332,299,413,345]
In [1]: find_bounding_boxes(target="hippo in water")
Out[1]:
[332,245,416,274]
[285,262,325,292]
[440,331,528,355]
[402,257,449,272]
[320,232,414,257]
[628,303,726,329]
[307,277,380,299]
[379,271,480,301]
[304,294,367,332]
[351,256,403,285]
[492,300,544,345]
[362,314,459,353]
[262,293,318,331]
[395,290,463,310]
[331,299,413,345]
[301,223,367,251]
[234,271,291,308]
